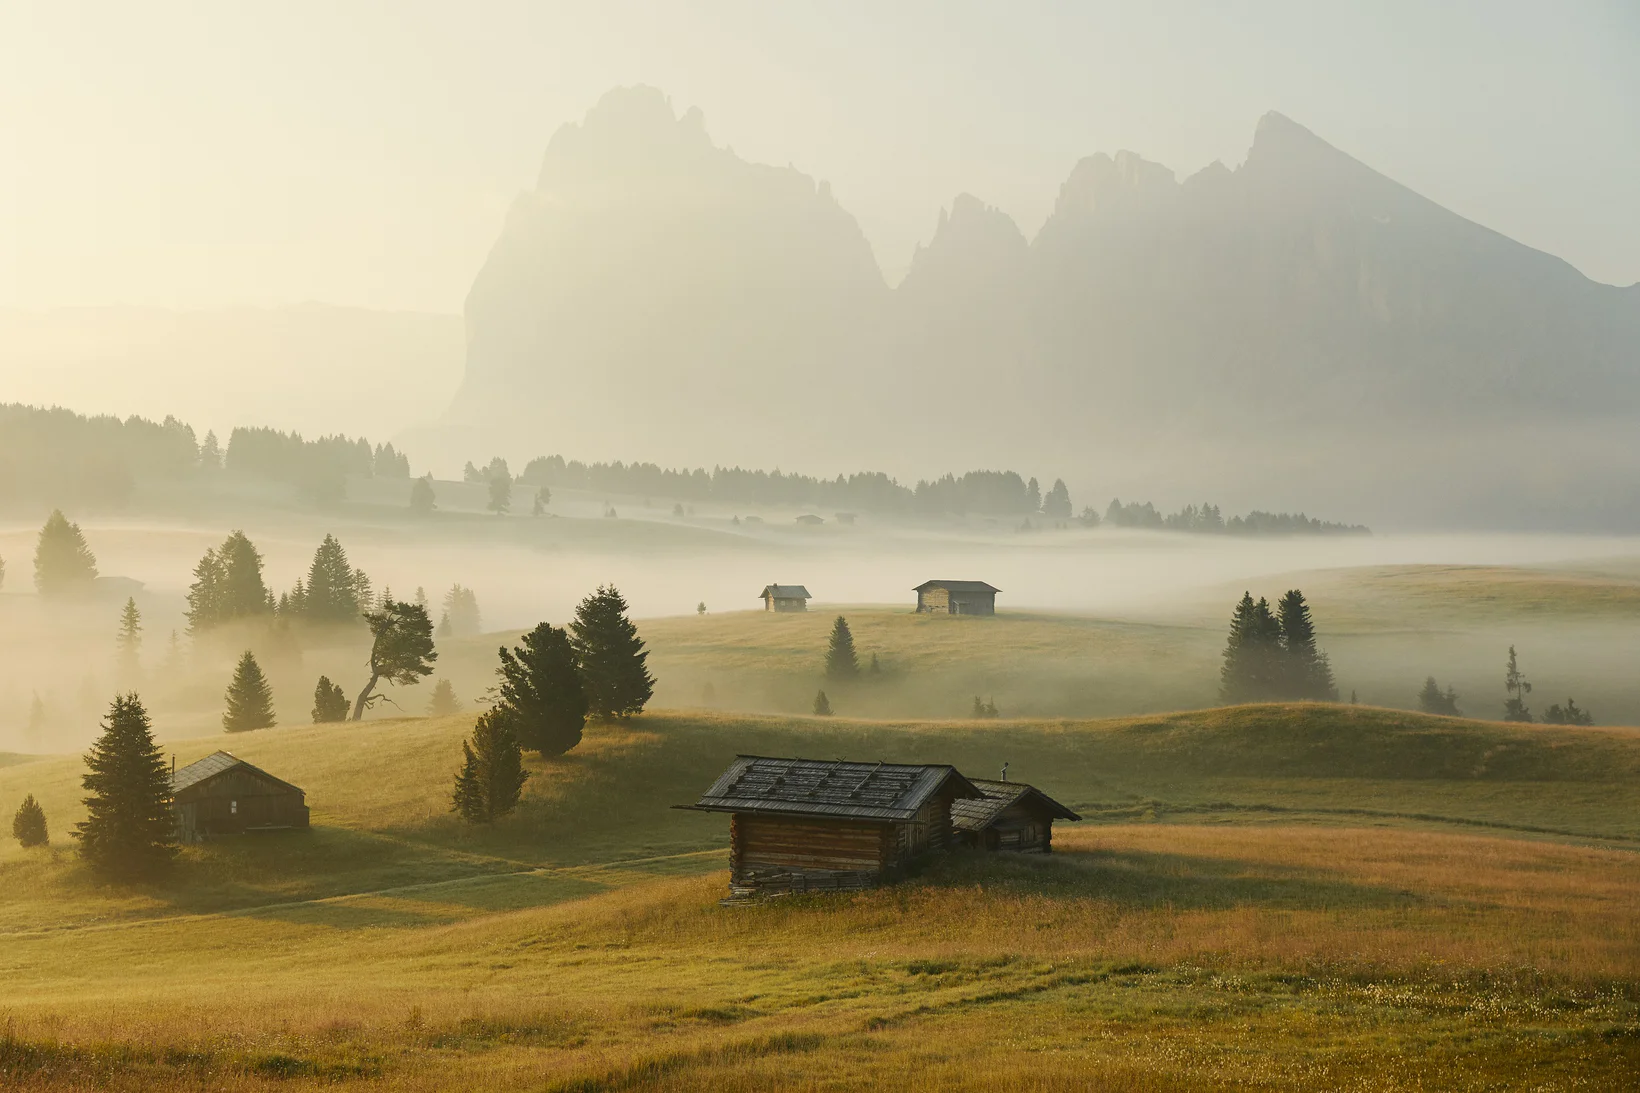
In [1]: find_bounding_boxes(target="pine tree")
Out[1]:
[494,622,587,755]
[869,652,882,675]
[1503,646,1533,723]
[427,678,461,717]
[185,547,225,632]
[199,430,222,471]
[451,709,529,824]
[813,690,832,716]
[569,585,655,719]
[532,487,550,516]
[487,466,513,515]
[1026,477,1042,513]
[33,509,99,595]
[217,531,270,619]
[311,675,349,723]
[116,597,143,680]
[1417,677,1462,716]
[1276,589,1337,700]
[1542,698,1594,726]
[1042,478,1073,519]
[825,616,859,679]
[74,694,176,876]
[409,474,436,514]
[302,534,361,623]
[1220,593,1284,702]
[12,793,48,848]
[351,600,436,719]
[223,650,277,732]
[442,585,482,637]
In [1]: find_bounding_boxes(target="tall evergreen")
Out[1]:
[33,509,99,595]
[1503,646,1533,723]
[1541,698,1594,726]
[303,534,362,622]
[1276,589,1337,700]
[494,622,587,755]
[116,596,143,680]
[217,531,270,619]
[442,585,483,636]
[351,600,436,719]
[1417,676,1463,716]
[12,794,48,848]
[74,694,176,876]
[409,474,436,514]
[452,709,529,824]
[223,650,277,732]
[1219,593,1284,702]
[185,547,225,633]
[813,689,832,716]
[1042,478,1072,519]
[311,675,349,723]
[568,585,654,719]
[825,615,859,679]
[427,678,461,717]
[487,467,513,515]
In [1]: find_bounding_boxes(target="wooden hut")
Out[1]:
[760,584,811,612]
[950,779,1080,852]
[170,751,310,842]
[914,580,1000,615]
[680,756,983,900]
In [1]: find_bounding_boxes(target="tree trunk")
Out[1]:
[352,673,381,721]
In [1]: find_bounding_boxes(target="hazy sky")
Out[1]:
[3,0,1637,314]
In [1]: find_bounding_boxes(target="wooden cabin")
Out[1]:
[950,779,1081,852]
[171,751,310,842]
[681,756,983,900]
[914,580,1000,615]
[760,584,812,612]
[794,514,825,526]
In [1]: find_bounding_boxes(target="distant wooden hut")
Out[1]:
[794,514,824,526]
[950,779,1080,852]
[914,580,1000,615]
[170,751,310,842]
[680,756,984,900]
[760,584,811,612]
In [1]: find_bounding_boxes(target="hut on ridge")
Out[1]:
[950,778,1081,852]
[760,584,811,612]
[170,751,310,842]
[913,580,1000,615]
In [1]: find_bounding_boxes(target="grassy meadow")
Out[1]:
[1,703,1638,1090]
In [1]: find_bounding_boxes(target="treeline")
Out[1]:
[224,427,409,502]
[1102,500,1369,536]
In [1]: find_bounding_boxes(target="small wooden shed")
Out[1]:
[950,779,1081,852]
[171,751,310,842]
[914,580,1000,615]
[760,584,811,612]
[681,756,984,900]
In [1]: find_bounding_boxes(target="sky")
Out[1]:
[2,0,1637,314]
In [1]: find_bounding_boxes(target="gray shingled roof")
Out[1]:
[913,580,1001,593]
[949,779,1081,831]
[171,751,303,796]
[685,756,982,822]
[760,584,811,599]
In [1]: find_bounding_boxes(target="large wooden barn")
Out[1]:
[950,779,1081,852]
[682,756,983,900]
[170,751,310,842]
[914,580,1000,615]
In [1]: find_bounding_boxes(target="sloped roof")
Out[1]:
[760,584,811,599]
[949,778,1081,831]
[684,756,982,822]
[171,751,304,796]
[914,580,1001,593]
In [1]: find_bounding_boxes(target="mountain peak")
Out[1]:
[536,85,714,190]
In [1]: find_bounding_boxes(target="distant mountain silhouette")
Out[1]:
[432,87,1640,529]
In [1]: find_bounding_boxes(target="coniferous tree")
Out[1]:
[302,534,362,623]
[1026,477,1042,513]
[437,611,452,638]
[33,509,99,595]
[311,675,349,723]
[216,531,270,619]
[1276,589,1337,700]
[813,689,832,716]
[74,694,176,876]
[452,708,529,824]
[1219,593,1283,702]
[199,430,222,471]
[1042,478,1073,519]
[494,622,586,755]
[409,474,436,514]
[487,468,513,515]
[185,547,225,632]
[532,487,549,516]
[825,616,859,680]
[427,678,461,717]
[1503,646,1533,723]
[1542,698,1594,726]
[223,650,276,732]
[12,793,48,848]
[442,585,482,637]
[568,585,654,719]
[1417,677,1463,716]
[351,600,436,719]
[116,596,143,680]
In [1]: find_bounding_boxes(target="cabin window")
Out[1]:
[230,800,238,815]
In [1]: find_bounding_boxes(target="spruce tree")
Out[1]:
[74,694,176,876]
[487,468,513,515]
[351,600,436,720]
[1043,478,1073,519]
[813,689,832,716]
[442,585,482,636]
[12,794,48,848]
[1276,589,1337,700]
[452,708,529,824]
[1503,646,1533,723]
[116,596,143,680]
[494,622,586,755]
[409,474,436,514]
[311,675,349,723]
[185,547,225,632]
[33,509,99,595]
[303,534,362,623]
[568,585,654,719]
[825,616,859,679]
[1418,677,1462,716]
[217,531,270,619]
[1542,698,1594,726]
[1220,593,1284,702]
[223,650,277,732]
[427,678,461,717]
